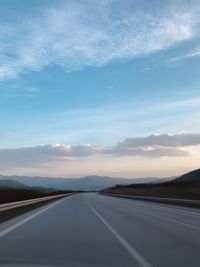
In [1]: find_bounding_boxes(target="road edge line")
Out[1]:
[0,195,75,239]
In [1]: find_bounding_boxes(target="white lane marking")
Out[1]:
[123,199,200,217]
[86,201,153,267]
[127,206,200,231]
[105,194,200,217]
[101,195,200,231]
[0,195,74,239]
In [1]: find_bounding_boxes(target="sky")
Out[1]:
[0,0,200,178]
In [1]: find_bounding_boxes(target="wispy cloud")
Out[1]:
[15,96,200,148]
[0,1,199,80]
[5,86,40,98]
[24,87,39,94]
[167,45,200,64]
[0,131,13,137]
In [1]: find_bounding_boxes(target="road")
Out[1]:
[0,193,200,267]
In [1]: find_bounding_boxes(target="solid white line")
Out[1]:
[127,206,200,231]
[105,193,200,204]
[102,195,200,231]
[101,195,200,231]
[86,201,153,267]
[129,200,200,217]
[0,195,74,239]
[105,194,200,217]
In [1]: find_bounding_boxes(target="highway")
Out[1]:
[0,193,200,267]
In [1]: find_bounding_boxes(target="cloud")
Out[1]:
[0,132,200,171]
[0,132,13,137]
[167,46,200,64]
[0,1,199,80]
[5,85,40,98]
[116,132,200,148]
[24,87,39,94]
[44,144,101,157]
[106,146,189,157]
[0,144,100,170]
[106,132,200,157]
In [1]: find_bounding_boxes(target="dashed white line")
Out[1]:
[86,201,153,267]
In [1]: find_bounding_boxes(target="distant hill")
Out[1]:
[102,168,200,201]
[0,174,165,191]
[0,179,28,189]
[49,175,163,190]
[169,169,200,184]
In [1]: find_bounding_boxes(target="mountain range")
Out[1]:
[0,168,199,192]
[0,174,171,191]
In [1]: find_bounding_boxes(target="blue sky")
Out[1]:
[0,0,200,177]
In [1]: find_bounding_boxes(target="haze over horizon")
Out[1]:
[0,0,200,178]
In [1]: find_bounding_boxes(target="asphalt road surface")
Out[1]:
[0,193,200,267]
